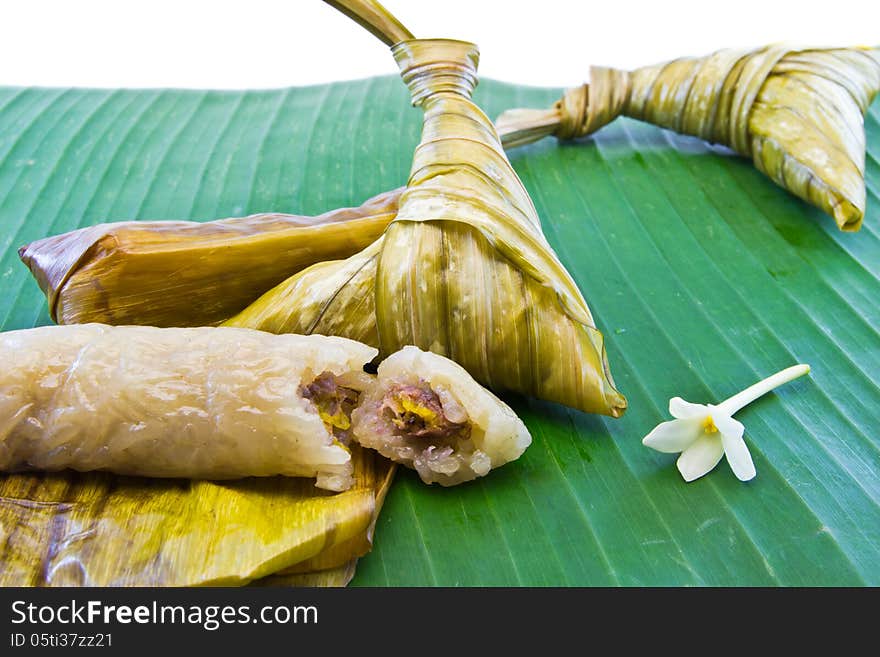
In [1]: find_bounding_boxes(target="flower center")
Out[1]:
[702,416,719,433]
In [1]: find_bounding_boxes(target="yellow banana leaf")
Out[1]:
[226,37,626,418]
[19,188,400,328]
[254,560,358,587]
[496,45,880,231]
[0,444,395,586]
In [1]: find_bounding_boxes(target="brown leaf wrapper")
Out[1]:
[18,189,400,328]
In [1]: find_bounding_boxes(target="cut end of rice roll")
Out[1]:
[351,346,531,486]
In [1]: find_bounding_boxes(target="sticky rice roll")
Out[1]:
[350,346,531,486]
[0,324,378,491]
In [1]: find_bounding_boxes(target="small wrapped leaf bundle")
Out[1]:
[497,46,880,231]
[18,189,399,328]
[226,38,627,418]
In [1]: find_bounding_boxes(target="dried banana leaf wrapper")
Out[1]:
[18,188,399,328]
[272,449,396,579]
[0,444,394,586]
[254,560,358,587]
[497,46,880,231]
[227,38,626,418]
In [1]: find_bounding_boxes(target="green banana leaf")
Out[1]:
[0,78,877,586]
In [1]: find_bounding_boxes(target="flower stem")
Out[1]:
[715,364,810,416]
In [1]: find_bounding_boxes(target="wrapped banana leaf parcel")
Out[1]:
[226,37,628,419]
[0,324,531,585]
[497,45,880,231]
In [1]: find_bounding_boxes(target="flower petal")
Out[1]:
[721,432,757,481]
[643,418,703,453]
[710,410,745,440]
[669,397,709,419]
[676,434,725,482]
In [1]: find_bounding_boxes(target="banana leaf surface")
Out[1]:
[0,78,878,586]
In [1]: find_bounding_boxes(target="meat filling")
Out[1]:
[350,377,490,485]
[300,372,362,443]
[380,384,468,441]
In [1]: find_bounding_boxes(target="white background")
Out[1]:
[1,0,878,89]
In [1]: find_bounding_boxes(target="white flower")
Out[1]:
[643,398,753,482]
[642,364,810,483]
